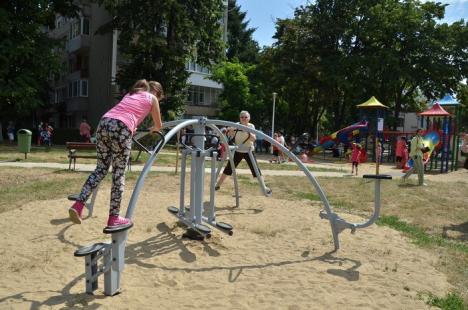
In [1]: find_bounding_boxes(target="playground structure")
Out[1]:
[315,121,368,156]
[417,99,461,173]
[70,117,392,296]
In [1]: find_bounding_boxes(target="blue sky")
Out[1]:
[237,0,468,47]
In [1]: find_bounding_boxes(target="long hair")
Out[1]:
[149,81,164,100]
[129,79,150,94]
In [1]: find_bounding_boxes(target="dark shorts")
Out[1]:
[223,151,260,177]
[352,161,359,167]
[396,156,402,162]
[272,149,279,156]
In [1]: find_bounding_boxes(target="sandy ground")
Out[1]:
[0,174,454,310]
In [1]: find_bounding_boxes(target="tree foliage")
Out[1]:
[99,0,226,118]
[0,1,77,116]
[226,0,259,63]
[262,0,467,134]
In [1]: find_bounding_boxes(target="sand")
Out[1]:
[0,177,452,309]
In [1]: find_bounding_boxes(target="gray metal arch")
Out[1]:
[124,117,383,251]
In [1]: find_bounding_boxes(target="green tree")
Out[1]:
[226,0,259,63]
[211,60,251,120]
[268,0,468,134]
[99,0,226,118]
[0,1,77,116]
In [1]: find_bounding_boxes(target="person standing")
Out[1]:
[255,127,264,153]
[350,143,363,176]
[395,136,408,168]
[79,118,92,142]
[69,79,164,229]
[7,121,15,144]
[402,129,426,186]
[215,111,260,190]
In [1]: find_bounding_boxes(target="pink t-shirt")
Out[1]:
[351,144,361,162]
[103,91,154,134]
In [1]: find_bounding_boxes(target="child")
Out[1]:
[395,136,407,168]
[351,143,362,176]
[7,122,15,144]
[270,132,281,163]
[69,79,163,229]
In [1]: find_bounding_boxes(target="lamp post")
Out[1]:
[271,92,277,154]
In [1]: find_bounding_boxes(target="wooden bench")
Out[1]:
[66,142,135,171]
[66,142,97,170]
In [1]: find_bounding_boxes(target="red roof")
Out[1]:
[418,103,451,117]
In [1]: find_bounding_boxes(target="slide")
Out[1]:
[404,130,441,170]
[315,121,368,152]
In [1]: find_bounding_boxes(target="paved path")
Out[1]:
[1,160,466,182]
[0,160,406,179]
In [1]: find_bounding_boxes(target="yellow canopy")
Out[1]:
[356,96,389,109]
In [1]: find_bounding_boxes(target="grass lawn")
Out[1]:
[0,165,466,308]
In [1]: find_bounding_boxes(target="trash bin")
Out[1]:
[17,129,32,159]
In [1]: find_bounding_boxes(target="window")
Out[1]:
[72,80,79,97]
[70,19,80,39]
[199,91,204,104]
[80,80,88,97]
[68,80,88,98]
[82,18,90,35]
[56,16,65,29]
[54,87,67,103]
[186,86,219,106]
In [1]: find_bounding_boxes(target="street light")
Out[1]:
[271,92,277,154]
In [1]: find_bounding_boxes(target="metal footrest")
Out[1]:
[103,222,134,234]
[74,242,111,257]
[363,174,392,180]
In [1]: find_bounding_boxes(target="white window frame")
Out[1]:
[80,80,88,97]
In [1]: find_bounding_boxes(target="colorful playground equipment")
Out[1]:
[315,120,368,152]
[70,117,392,296]
[417,99,461,173]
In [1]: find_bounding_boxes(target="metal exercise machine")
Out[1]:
[71,117,391,296]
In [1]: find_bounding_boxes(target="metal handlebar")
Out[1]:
[180,133,220,153]
[132,130,165,154]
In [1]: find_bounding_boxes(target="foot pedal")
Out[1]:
[216,222,233,236]
[74,242,111,257]
[167,206,179,214]
[103,222,134,234]
[68,194,80,201]
[194,223,211,234]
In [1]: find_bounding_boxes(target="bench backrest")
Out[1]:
[66,142,97,150]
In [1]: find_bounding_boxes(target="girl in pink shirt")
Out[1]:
[69,79,163,230]
[351,143,362,176]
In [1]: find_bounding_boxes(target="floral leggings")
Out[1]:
[78,118,132,216]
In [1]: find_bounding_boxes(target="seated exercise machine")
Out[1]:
[71,117,391,296]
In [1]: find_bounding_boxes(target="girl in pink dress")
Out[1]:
[351,143,363,176]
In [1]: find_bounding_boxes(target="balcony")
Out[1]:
[67,35,90,53]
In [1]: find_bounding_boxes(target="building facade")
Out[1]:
[47,1,227,129]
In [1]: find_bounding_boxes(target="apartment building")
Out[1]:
[47,1,227,128]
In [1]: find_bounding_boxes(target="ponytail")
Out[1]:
[149,81,164,100]
[129,79,150,94]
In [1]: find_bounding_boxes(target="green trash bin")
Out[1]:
[17,129,32,159]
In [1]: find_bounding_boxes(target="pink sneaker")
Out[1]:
[107,215,132,228]
[69,201,85,224]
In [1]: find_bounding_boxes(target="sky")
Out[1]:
[236,0,468,47]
